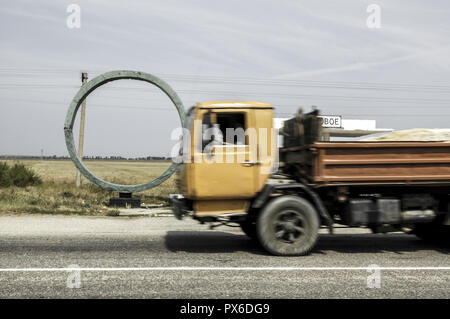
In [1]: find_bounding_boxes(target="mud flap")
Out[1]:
[169,194,188,220]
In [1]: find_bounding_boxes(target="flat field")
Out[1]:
[0,159,175,215]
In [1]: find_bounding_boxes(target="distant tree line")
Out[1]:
[0,155,170,161]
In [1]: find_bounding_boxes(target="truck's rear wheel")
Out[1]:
[256,195,319,256]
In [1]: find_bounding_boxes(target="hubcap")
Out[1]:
[274,210,306,243]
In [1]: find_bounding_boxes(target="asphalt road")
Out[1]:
[0,215,448,298]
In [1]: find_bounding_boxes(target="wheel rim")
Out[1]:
[273,209,307,243]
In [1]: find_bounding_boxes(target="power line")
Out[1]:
[2,98,449,117]
[1,68,450,93]
[1,85,450,104]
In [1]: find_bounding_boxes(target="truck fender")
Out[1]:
[252,183,333,233]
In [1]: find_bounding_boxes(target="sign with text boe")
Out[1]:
[319,115,342,128]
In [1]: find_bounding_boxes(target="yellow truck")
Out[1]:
[170,101,450,256]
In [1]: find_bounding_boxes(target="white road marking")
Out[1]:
[0,267,449,272]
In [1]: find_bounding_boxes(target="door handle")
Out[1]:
[240,161,260,167]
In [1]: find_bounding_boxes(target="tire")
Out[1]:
[239,219,257,239]
[256,195,320,256]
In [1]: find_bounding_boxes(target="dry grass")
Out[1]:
[0,159,176,215]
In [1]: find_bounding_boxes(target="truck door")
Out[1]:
[192,108,259,199]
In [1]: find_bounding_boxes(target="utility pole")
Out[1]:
[76,72,88,187]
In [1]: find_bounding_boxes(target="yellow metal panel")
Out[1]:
[194,199,250,216]
[254,108,275,191]
[192,108,257,199]
[179,102,276,205]
[197,101,272,109]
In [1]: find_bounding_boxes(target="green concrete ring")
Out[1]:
[64,70,186,193]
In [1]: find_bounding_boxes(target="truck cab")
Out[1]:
[173,101,276,217]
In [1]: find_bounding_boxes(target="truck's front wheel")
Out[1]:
[256,196,319,256]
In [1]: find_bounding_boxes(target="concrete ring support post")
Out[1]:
[64,70,186,193]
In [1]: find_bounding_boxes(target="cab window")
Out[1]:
[201,112,247,152]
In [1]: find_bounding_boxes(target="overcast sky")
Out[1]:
[1,0,450,157]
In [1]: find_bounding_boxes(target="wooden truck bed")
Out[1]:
[282,142,450,186]
[311,142,450,185]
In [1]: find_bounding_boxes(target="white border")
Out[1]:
[0,266,448,272]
